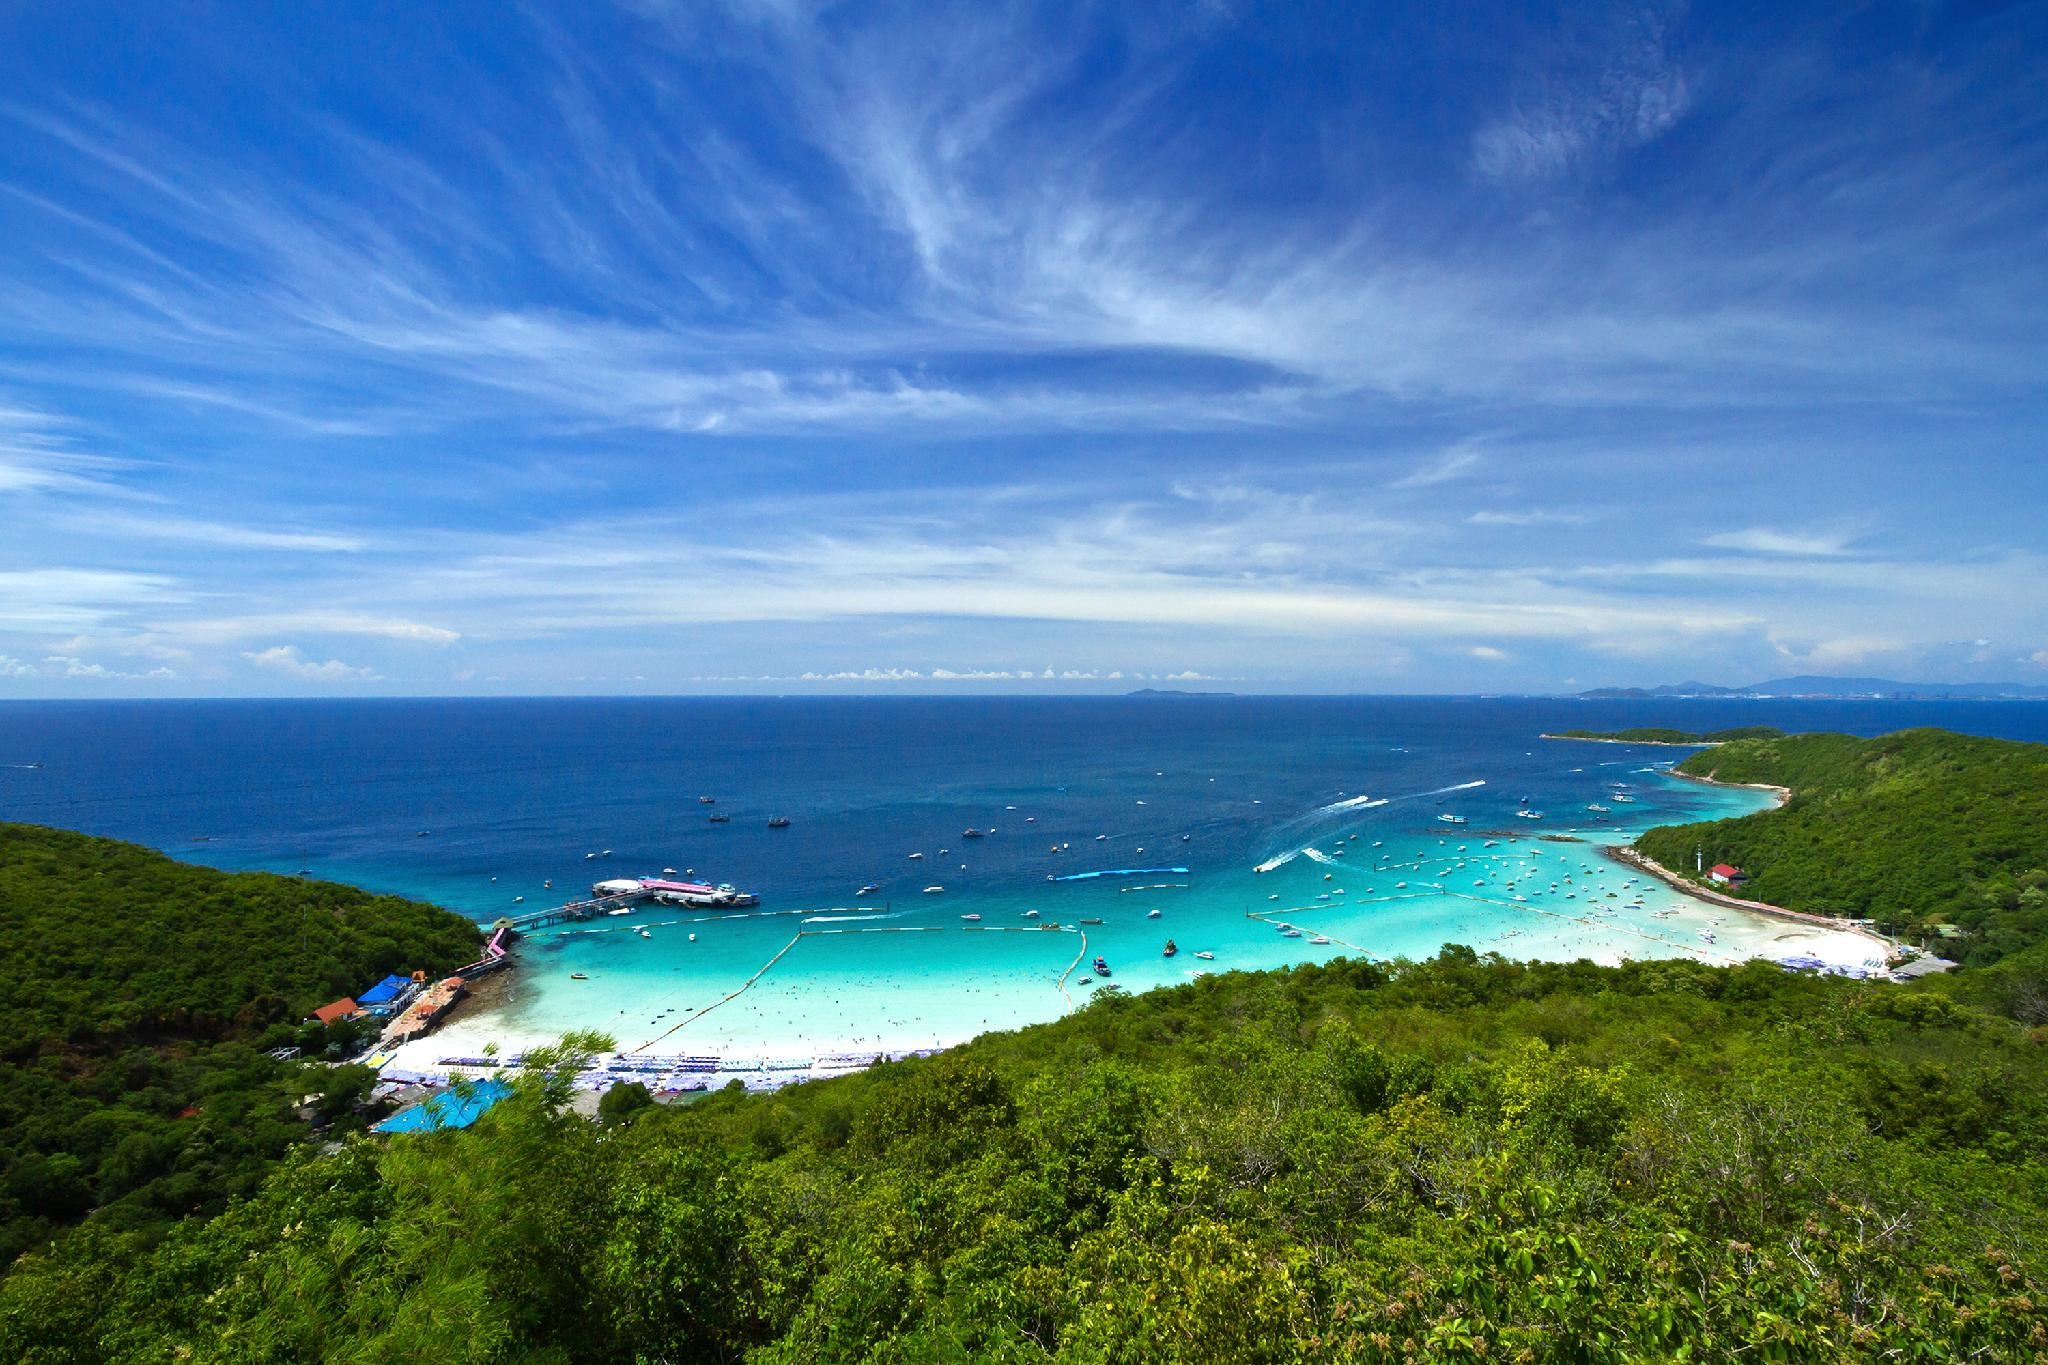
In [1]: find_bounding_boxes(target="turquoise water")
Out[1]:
[7,696,2035,1063]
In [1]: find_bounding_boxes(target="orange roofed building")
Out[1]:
[312,997,359,1025]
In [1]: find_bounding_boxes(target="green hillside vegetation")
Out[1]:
[1549,726,1785,744]
[0,824,482,1265]
[4,951,2044,1363]
[1633,729,2048,964]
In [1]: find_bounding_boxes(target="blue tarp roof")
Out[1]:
[356,973,413,1006]
[373,1078,513,1134]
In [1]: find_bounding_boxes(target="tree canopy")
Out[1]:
[0,823,481,1264]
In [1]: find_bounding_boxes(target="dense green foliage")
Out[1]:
[1634,729,2048,964]
[5,952,2045,1363]
[0,823,482,1265]
[1550,726,1784,744]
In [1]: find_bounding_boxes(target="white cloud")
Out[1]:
[1700,527,1856,557]
[1469,645,1509,660]
[1392,447,1483,490]
[243,645,377,680]
[1468,509,1589,527]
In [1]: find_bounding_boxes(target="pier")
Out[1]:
[493,888,652,933]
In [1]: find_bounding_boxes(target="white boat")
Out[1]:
[908,852,924,860]
[1194,950,1215,960]
[1515,810,1543,820]
[923,885,944,894]
[1586,803,1610,813]
[1022,909,1039,918]
[1147,909,1162,919]
[961,913,982,921]
[1436,813,1466,824]
[1309,935,1331,945]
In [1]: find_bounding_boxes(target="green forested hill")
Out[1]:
[1633,729,2048,963]
[3,951,2043,1363]
[0,824,482,1265]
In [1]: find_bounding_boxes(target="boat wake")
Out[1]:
[802,910,910,924]
[1253,779,1486,874]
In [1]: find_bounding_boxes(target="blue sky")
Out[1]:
[0,0,2043,696]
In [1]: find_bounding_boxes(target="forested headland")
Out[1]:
[1633,729,2048,965]
[0,824,481,1265]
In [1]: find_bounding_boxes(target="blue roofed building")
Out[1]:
[355,973,419,1015]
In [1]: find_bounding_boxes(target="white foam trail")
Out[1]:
[1302,847,1340,866]
[802,911,907,924]
[1311,794,1389,817]
[1390,779,1486,801]
[1254,851,1300,873]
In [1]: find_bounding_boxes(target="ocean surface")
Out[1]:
[5,696,2045,1065]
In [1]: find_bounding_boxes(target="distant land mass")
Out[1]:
[1579,675,2048,701]
[1124,687,1236,697]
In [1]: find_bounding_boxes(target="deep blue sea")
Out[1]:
[4,697,2042,1065]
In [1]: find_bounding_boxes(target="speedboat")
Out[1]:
[1146,909,1162,919]
[923,885,944,894]
[857,884,879,896]
[766,817,790,828]
[1193,950,1215,961]
[1309,935,1331,946]
[962,828,984,838]
[1079,916,1104,925]
[1586,803,1610,813]
[908,852,923,860]
[698,796,716,804]
[961,913,982,922]
[1162,940,1178,957]
[708,813,730,823]
[1437,813,1467,824]
[1022,909,1039,918]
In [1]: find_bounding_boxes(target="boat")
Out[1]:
[767,816,790,828]
[1193,950,1215,961]
[1436,813,1467,824]
[1610,794,1637,803]
[857,884,879,896]
[1162,939,1178,957]
[1309,935,1331,945]
[570,972,588,980]
[708,813,730,823]
[608,907,632,916]
[698,796,716,804]
[1079,916,1104,925]
[961,913,982,922]
[1146,908,1162,919]
[1586,803,1610,813]
[962,828,984,838]
[1280,928,1304,938]
[1023,909,1039,918]
[1093,957,1111,977]
[923,885,944,894]
[1515,810,1543,820]
[908,851,923,860]
[639,929,652,939]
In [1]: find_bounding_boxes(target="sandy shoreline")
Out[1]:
[1606,767,1894,956]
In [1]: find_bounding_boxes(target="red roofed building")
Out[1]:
[1709,864,1748,887]
[312,997,359,1025]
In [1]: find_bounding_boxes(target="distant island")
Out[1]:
[1577,674,2048,700]
[1544,726,1786,745]
[1124,687,1236,697]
